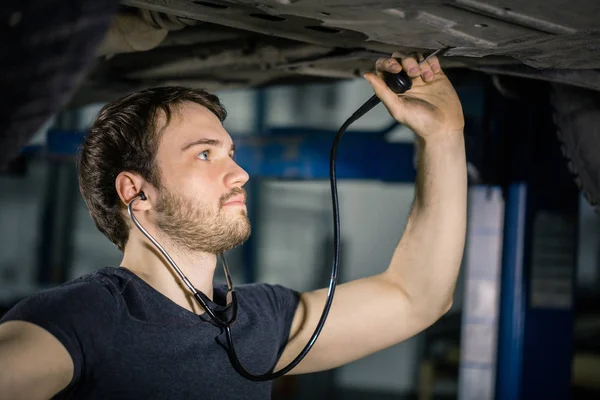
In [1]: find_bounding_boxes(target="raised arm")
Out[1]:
[277,52,467,374]
[0,320,74,399]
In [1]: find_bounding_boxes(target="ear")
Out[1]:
[115,172,152,211]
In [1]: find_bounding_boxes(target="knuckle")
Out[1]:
[401,57,415,65]
[387,59,401,70]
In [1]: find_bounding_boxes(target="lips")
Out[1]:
[224,195,246,205]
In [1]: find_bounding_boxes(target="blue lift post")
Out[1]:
[492,85,579,400]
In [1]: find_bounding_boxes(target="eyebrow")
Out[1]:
[181,138,235,153]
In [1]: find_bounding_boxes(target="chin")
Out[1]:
[230,215,251,236]
[224,205,247,215]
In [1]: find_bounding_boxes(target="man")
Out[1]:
[0,53,466,399]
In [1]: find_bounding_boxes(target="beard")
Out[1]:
[154,186,251,254]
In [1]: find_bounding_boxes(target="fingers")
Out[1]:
[427,55,442,74]
[363,72,405,121]
[416,55,434,82]
[387,51,442,83]
[375,57,402,76]
[368,50,446,124]
[369,50,445,104]
[392,51,420,78]
[363,72,402,108]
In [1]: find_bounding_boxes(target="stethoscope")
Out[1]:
[126,59,428,381]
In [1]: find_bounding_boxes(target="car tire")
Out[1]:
[0,0,119,168]
[551,83,600,213]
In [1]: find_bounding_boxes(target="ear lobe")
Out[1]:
[115,172,152,211]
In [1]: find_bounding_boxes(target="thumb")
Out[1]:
[363,72,405,121]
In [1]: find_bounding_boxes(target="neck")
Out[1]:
[120,230,217,315]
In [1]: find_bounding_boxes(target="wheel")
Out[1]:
[551,83,600,213]
[0,0,119,168]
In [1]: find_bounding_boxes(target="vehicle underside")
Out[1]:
[74,0,600,104]
[2,0,600,210]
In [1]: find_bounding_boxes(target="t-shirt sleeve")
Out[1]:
[248,283,300,358]
[0,278,117,390]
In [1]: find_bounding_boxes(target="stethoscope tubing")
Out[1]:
[126,94,382,381]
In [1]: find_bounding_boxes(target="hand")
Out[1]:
[364,52,464,139]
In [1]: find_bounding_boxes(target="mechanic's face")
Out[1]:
[152,102,250,254]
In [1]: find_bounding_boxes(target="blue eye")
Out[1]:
[197,150,210,160]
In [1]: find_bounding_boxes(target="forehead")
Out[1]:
[156,102,231,151]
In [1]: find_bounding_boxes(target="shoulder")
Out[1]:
[233,282,301,335]
[1,267,121,326]
[235,282,300,311]
[0,267,124,390]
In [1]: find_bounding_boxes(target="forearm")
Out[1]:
[385,131,467,318]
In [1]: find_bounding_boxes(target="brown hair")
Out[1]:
[78,86,227,251]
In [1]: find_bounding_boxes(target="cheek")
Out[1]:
[180,170,222,203]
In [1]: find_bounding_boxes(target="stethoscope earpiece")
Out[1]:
[138,191,147,201]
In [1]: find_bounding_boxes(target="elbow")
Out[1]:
[436,296,454,319]
[431,299,453,323]
[415,297,453,329]
[442,298,453,315]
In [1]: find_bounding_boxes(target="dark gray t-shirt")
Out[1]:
[1,266,300,399]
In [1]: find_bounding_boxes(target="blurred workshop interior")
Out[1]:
[2,1,600,399]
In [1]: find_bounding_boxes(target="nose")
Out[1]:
[224,158,249,189]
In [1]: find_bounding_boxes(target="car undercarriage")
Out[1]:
[2,0,600,210]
